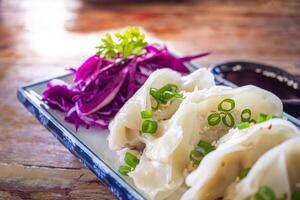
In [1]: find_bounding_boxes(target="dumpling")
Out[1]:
[108,68,215,151]
[129,103,200,200]
[181,119,300,200]
[178,85,283,143]
[224,137,300,200]
[129,85,283,200]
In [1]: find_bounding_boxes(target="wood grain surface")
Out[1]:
[0,0,299,199]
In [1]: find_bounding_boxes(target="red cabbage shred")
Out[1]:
[42,45,209,130]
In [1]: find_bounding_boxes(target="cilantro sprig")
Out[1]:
[96,27,148,59]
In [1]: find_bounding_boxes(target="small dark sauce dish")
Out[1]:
[211,61,300,119]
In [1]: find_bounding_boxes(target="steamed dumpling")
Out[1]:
[224,137,300,200]
[108,68,215,150]
[181,119,300,200]
[129,103,200,200]
[179,85,283,143]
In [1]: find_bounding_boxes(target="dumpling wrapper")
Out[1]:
[108,68,215,151]
[224,137,300,200]
[181,119,300,200]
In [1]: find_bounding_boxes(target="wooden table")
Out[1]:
[0,0,299,199]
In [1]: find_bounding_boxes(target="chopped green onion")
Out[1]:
[142,120,158,134]
[159,84,177,93]
[150,88,161,103]
[197,140,216,156]
[218,98,235,112]
[222,112,235,127]
[162,90,175,99]
[292,191,300,200]
[119,152,140,176]
[151,100,160,110]
[208,112,221,126]
[239,167,251,180]
[266,115,273,121]
[118,165,132,176]
[249,119,257,124]
[255,186,276,200]
[190,149,202,165]
[241,108,252,122]
[124,152,140,168]
[150,84,182,109]
[256,113,268,123]
[190,140,215,165]
[140,110,153,119]
[237,122,250,130]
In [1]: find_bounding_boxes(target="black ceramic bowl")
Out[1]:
[211,61,300,119]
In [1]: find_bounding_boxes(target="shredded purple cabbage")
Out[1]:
[42,45,209,130]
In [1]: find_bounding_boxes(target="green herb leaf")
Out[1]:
[96,26,148,59]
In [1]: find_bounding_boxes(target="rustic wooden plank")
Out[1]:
[0,163,116,200]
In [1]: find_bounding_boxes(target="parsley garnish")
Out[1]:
[96,27,148,59]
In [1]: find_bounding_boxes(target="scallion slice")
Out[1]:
[256,113,268,123]
[118,165,132,176]
[222,112,235,127]
[197,140,216,156]
[254,186,276,200]
[208,112,221,126]
[140,110,153,119]
[239,167,251,180]
[149,84,182,109]
[142,120,158,134]
[241,108,252,122]
[119,152,140,176]
[190,140,215,165]
[237,122,250,130]
[124,152,140,168]
[189,149,202,165]
[218,98,235,112]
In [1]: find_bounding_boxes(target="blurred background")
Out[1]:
[0,0,299,199]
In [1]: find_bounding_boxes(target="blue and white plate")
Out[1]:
[17,62,300,200]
